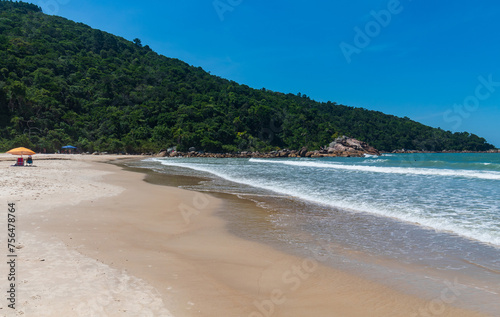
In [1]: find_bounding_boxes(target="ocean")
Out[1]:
[128,153,500,315]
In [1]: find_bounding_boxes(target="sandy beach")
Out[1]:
[0,154,489,316]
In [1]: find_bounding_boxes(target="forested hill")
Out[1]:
[0,1,495,153]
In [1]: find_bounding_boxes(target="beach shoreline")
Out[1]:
[0,154,489,316]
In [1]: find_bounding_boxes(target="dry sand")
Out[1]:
[0,154,172,316]
[0,154,489,316]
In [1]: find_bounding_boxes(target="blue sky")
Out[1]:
[33,0,499,147]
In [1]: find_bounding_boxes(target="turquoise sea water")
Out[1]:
[131,153,500,314]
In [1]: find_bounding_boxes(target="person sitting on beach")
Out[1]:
[26,155,33,166]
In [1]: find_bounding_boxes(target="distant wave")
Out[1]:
[249,159,500,180]
[478,162,500,167]
[474,162,500,170]
[362,159,389,163]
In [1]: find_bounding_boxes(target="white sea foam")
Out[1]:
[248,159,500,180]
[153,158,500,247]
[362,159,389,163]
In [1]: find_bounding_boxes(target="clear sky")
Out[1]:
[31,0,500,147]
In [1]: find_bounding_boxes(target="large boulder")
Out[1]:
[156,151,167,157]
[278,150,290,157]
[299,147,308,157]
[326,136,380,157]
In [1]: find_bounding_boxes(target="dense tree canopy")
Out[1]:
[0,1,495,153]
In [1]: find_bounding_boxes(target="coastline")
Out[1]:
[1,154,489,316]
[153,149,500,159]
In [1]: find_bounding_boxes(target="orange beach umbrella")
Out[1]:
[6,147,35,156]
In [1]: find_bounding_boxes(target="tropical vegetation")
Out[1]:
[0,1,495,153]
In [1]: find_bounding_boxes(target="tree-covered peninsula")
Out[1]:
[0,1,495,153]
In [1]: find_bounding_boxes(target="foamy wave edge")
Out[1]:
[249,159,500,180]
[150,158,500,247]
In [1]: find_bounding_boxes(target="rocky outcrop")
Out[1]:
[325,136,380,157]
[158,137,380,158]
[298,147,308,157]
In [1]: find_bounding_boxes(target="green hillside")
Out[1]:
[0,1,495,153]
